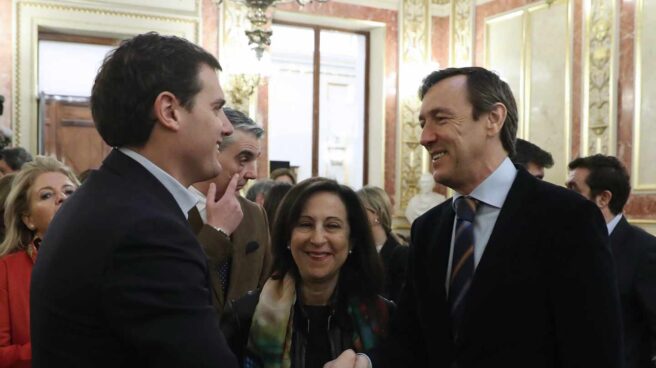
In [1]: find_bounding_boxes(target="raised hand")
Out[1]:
[205,174,243,235]
[323,350,371,368]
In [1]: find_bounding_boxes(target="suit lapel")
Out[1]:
[426,200,455,303]
[609,216,629,255]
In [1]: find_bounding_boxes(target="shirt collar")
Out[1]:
[119,148,198,219]
[452,157,517,209]
[607,213,623,235]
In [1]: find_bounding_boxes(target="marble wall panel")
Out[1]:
[432,15,449,68]
[526,1,570,185]
[202,0,218,57]
[633,0,656,190]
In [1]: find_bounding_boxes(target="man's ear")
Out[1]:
[594,190,612,210]
[486,102,507,137]
[153,91,182,132]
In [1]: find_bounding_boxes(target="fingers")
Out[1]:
[224,174,240,197]
[323,350,357,368]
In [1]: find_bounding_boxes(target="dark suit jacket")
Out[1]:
[379,236,408,303]
[189,195,272,315]
[610,216,656,368]
[371,168,623,368]
[30,150,238,368]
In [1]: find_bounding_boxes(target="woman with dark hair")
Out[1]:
[262,182,293,233]
[221,177,392,368]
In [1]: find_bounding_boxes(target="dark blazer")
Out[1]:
[371,168,623,368]
[379,236,408,303]
[30,150,238,368]
[189,195,272,315]
[610,216,656,368]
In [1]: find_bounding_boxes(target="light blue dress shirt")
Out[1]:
[446,157,518,293]
[606,213,623,235]
[118,148,198,219]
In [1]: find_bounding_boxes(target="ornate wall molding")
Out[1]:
[13,0,199,152]
[396,0,431,225]
[449,0,474,66]
[581,0,618,155]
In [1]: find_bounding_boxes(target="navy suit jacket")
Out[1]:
[610,216,656,368]
[30,150,238,368]
[371,168,623,368]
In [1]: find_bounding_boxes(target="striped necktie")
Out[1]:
[448,196,479,339]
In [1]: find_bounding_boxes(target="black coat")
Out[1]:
[30,150,238,368]
[379,236,408,303]
[370,168,623,368]
[221,288,394,368]
[610,216,656,368]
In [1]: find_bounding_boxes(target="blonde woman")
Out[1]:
[0,156,79,367]
[356,186,409,303]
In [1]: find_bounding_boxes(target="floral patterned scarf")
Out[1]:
[244,274,390,368]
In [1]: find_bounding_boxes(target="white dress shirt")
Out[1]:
[446,157,518,293]
[188,186,208,222]
[119,148,198,219]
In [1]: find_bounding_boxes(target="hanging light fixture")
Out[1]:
[215,0,329,59]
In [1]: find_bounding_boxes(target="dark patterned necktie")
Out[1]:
[448,196,479,339]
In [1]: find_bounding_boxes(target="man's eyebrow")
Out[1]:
[418,107,455,121]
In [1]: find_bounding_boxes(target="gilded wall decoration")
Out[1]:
[398,0,431,214]
[450,0,474,66]
[582,0,617,155]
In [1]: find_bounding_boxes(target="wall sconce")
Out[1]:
[214,0,329,59]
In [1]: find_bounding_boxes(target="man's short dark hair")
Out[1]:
[91,32,221,147]
[0,147,33,171]
[568,154,630,215]
[419,67,518,156]
[511,139,554,168]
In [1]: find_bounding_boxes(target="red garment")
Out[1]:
[0,247,35,368]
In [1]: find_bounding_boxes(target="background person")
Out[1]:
[0,156,78,368]
[567,154,656,368]
[356,186,408,303]
[0,148,33,177]
[189,107,271,315]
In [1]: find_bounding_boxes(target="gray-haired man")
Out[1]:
[189,107,272,315]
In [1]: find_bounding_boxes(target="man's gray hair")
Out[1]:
[245,179,276,202]
[220,107,264,151]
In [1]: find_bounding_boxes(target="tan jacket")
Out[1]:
[189,196,272,315]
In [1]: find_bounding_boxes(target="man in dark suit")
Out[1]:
[188,107,272,315]
[30,33,240,367]
[327,67,623,368]
[510,138,554,179]
[567,154,656,368]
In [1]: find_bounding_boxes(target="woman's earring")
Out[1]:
[287,244,291,250]
[348,249,353,254]
[374,218,380,224]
